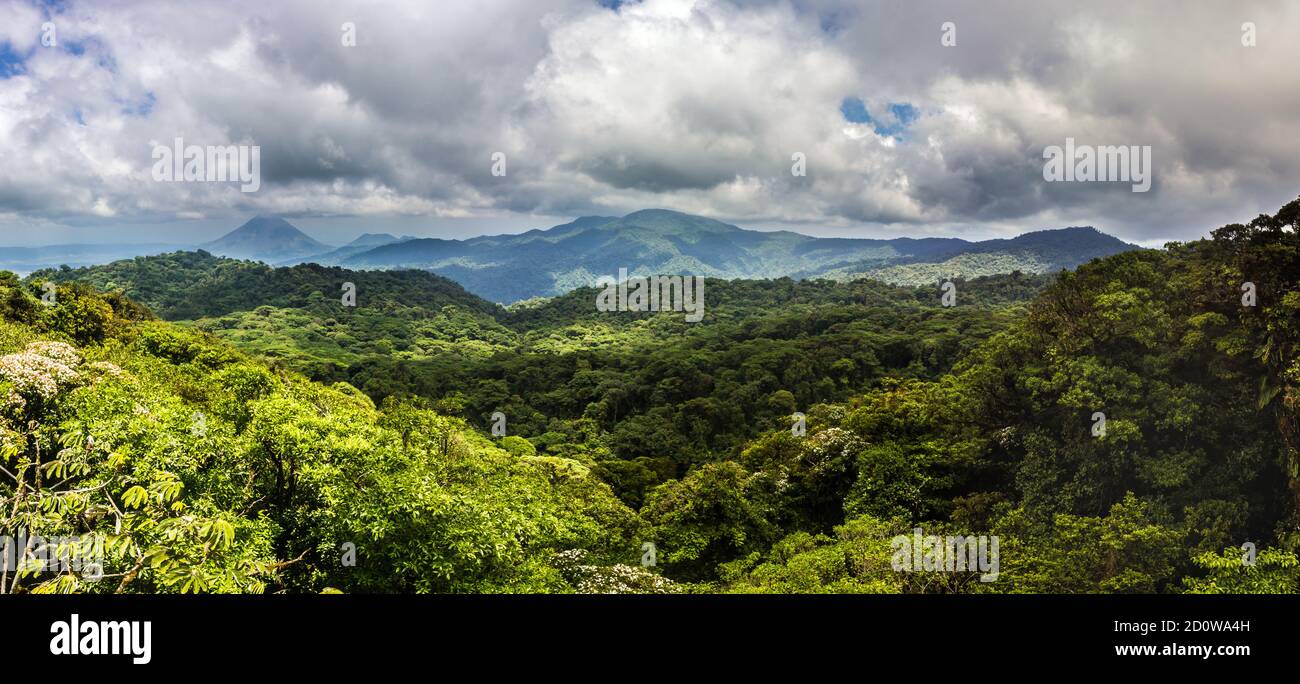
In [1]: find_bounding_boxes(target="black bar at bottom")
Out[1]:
[3,594,1287,672]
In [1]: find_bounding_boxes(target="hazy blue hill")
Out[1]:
[339,209,1139,303]
[347,216,620,268]
[348,237,476,265]
[351,232,406,247]
[287,232,412,266]
[470,215,619,245]
[964,226,1132,264]
[201,215,333,262]
[828,226,1138,286]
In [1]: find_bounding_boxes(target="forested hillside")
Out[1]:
[36,252,516,373]
[9,197,1300,594]
[714,198,1300,592]
[41,252,1050,505]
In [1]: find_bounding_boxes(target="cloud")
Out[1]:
[0,0,1296,243]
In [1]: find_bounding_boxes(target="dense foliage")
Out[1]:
[0,273,649,594]
[45,254,1049,505]
[12,197,1300,593]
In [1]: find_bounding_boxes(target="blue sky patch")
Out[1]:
[0,42,26,79]
[840,97,920,138]
[840,96,871,124]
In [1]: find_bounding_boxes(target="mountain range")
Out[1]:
[7,211,1140,303]
[310,209,1138,302]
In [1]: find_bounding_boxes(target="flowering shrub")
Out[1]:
[552,549,678,594]
[803,427,863,471]
[24,341,82,367]
[0,341,82,403]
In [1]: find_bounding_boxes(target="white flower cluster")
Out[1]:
[25,341,83,367]
[573,563,678,594]
[806,426,860,454]
[0,341,83,403]
[553,549,678,594]
[802,426,864,474]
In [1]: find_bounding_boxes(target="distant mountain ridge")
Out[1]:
[9,211,1140,303]
[813,225,1133,286]
[337,209,1139,302]
[284,232,414,266]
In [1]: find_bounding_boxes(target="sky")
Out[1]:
[0,0,1298,248]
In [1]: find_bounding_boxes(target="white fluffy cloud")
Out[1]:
[0,0,1298,243]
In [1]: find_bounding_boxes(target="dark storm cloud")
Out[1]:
[0,0,1297,243]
